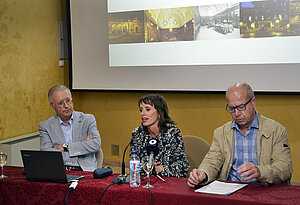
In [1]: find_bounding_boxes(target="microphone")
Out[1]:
[146,138,159,171]
[111,140,131,184]
[93,167,113,179]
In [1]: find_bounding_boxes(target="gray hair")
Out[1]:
[48,85,71,103]
[226,82,254,100]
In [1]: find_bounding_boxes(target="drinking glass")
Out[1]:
[143,162,154,188]
[0,151,8,179]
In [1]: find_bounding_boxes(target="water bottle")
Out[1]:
[129,151,140,187]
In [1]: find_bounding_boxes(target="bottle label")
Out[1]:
[130,160,140,172]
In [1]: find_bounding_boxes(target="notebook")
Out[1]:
[21,150,85,183]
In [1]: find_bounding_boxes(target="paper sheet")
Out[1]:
[195,180,248,195]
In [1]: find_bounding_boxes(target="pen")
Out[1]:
[157,174,166,183]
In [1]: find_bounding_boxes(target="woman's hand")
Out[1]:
[154,162,164,174]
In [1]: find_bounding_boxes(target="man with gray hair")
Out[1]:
[39,85,101,171]
[188,82,293,186]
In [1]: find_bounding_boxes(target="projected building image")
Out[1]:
[290,0,300,36]
[194,3,240,40]
[108,11,145,44]
[240,0,290,38]
[108,1,300,44]
[144,7,194,42]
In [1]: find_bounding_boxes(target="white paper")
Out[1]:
[195,180,248,195]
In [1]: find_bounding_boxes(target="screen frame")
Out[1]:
[66,0,300,94]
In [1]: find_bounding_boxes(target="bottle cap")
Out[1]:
[131,151,137,154]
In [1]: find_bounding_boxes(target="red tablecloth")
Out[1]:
[1,166,300,205]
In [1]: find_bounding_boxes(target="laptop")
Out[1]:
[21,150,85,183]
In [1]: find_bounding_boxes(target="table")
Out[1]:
[1,166,300,205]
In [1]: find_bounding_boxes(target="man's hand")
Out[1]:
[238,162,261,181]
[187,169,207,188]
[54,144,64,151]
[85,135,93,141]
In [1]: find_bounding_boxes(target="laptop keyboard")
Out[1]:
[67,175,80,182]
[66,174,85,182]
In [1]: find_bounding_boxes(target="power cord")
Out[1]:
[99,177,153,205]
[148,186,152,205]
[64,180,78,205]
[98,177,122,205]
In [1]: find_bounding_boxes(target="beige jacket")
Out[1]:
[198,113,293,185]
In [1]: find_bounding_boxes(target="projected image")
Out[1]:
[194,3,240,40]
[108,11,145,44]
[289,0,300,36]
[144,7,194,42]
[240,0,290,38]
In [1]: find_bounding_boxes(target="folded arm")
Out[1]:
[68,114,101,157]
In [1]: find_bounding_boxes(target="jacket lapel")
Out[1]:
[256,113,271,164]
[225,122,235,158]
[72,111,82,142]
[221,122,235,178]
[228,124,235,164]
[50,115,65,144]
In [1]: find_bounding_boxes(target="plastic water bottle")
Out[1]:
[129,151,140,187]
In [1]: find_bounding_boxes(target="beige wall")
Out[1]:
[73,92,300,181]
[0,0,65,140]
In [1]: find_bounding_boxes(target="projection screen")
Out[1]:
[68,0,300,92]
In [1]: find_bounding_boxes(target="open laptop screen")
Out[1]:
[21,150,84,183]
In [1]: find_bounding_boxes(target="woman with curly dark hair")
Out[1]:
[130,94,189,178]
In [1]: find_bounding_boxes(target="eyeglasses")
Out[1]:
[225,97,253,113]
[52,98,73,108]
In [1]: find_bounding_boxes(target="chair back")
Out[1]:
[182,135,210,177]
[96,148,104,168]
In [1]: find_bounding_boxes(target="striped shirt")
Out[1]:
[59,114,79,166]
[227,113,258,182]
[59,115,73,145]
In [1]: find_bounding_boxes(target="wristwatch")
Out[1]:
[62,143,69,151]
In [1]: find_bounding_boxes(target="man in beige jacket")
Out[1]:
[188,82,293,187]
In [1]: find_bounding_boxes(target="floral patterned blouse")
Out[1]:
[130,124,190,178]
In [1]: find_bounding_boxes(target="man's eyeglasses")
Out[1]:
[52,98,73,107]
[225,97,253,113]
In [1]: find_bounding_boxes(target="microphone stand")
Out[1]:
[112,141,131,184]
[152,169,166,183]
